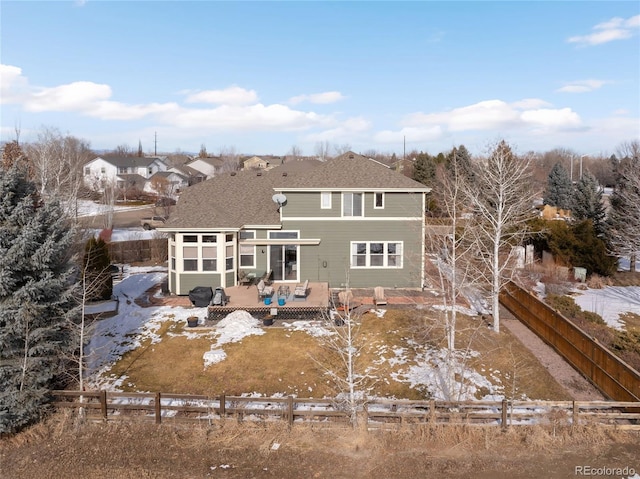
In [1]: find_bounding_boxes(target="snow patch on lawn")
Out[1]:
[572,286,640,330]
[203,311,265,368]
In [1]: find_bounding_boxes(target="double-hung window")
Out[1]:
[225,234,234,271]
[202,235,217,271]
[350,241,403,268]
[343,193,363,217]
[239,245,255,267]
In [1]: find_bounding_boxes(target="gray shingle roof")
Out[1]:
[281,152,428,190]
[164,152,428,230]
[98,156,157,168]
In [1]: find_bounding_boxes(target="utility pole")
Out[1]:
[403,136,406,161]
[154,131,157,156]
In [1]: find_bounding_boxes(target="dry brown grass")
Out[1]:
[2,412,638,479]
[102,308,571,400]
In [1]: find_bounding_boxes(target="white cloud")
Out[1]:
[25,81,112,112]
[303,116,371,143]
[166,103,330,132]
[289,91,346,105]
[0,63,334,131]
[0,64,30,104]
[374,126,443,144]
[378,98,583,143]
[556,79,608,93]
[567,15,640,46]
[520,108,581,128]
[185,86,258,106]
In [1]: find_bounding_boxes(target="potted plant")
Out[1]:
[187,316,199,328]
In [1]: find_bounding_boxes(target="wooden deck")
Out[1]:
[207,282,329,321]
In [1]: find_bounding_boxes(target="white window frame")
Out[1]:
[202,244,218,271]
[321,191,332,209]
[183,245,198,271]
[342,192,364,217]
[350,241,403,269]
[374,192,385,209]
[239,230,256,240]
[268,230,299,239]
[225,241,234,272]
[239,244,256,268]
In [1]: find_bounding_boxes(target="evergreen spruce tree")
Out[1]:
[544,162,573,211]
[412,151,437,186]
[446,145,475,184]
[83,237,113,301]
[0,162,79,434]
[572,172,606,237]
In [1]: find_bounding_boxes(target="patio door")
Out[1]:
[269,244,298,281]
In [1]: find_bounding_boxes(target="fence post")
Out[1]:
[429,399,435,423]
[501,399,508,430]
[219,394,226,418]
[287,396,294,427]
[155,392,162,424]
[572,401,578,426]
[100,390,107,421]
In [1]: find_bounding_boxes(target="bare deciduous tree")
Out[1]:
[25,126,93,220]
[466,140,538,333]
[333,143,352,157]
[287,145,302,162]
[219,146,240,172]
[112,144,133,157]
[314,141,332,162]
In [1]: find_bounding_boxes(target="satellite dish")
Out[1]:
[272,193,287,207]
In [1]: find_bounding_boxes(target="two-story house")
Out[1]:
[83,156,169,191]
[159,152,430,295]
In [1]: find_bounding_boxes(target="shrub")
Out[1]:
[83,237,113,301]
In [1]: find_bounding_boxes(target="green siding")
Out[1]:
[281,191,423,219]
[237,245,269,279]
[178,273,220,295]
[282,219,422,288]
[281,191,338,218]
[365,192,423,218]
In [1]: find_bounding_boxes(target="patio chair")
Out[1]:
[373,286,387,308]
[294,279,309,299]
[337,290,360,311]
[257,279,274,302]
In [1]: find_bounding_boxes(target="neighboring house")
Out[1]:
[117,173,148,192]
[243,156,271,170]
[145,171,189,196]
[186,156,225,179]
[83,156,168,191]
[160,152,430,294]
[169,164,208,185]
[391,158,415,178]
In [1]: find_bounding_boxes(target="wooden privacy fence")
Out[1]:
[51,391,640,430]
[500,281,640,402]
[108,238,167,264]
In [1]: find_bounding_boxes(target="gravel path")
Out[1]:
[500,306,606,401]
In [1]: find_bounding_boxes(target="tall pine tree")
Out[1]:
[544,162,573,211]
[572,172,606,237]
[0,160,79,434]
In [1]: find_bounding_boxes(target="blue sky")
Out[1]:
[1,1,639,157]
